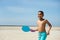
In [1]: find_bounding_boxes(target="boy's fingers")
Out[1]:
[47,32,50,35]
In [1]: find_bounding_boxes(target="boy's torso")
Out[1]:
[37,19,47,32]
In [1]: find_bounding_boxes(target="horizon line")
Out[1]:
[0,25,59,27]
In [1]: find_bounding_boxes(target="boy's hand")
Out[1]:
[47,32,50,35]
[30,29,36,32]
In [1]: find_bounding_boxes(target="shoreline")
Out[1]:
[0,26,60,30]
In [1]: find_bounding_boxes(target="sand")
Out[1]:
[0,26,60,40]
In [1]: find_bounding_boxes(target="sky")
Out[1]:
[0,0,60,27]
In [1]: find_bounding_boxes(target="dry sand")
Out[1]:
[0,26,60,40]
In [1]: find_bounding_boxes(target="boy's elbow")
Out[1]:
[51,24,52,27]
[49,25,52,28]
[49,24,52,27]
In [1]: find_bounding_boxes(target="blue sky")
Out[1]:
[0,0,60,26]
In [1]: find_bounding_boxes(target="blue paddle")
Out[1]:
[22,25,30,32]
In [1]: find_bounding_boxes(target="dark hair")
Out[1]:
[38,11,44,16]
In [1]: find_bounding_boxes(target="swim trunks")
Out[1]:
[38,31,47,40]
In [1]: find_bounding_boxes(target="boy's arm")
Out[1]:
[30,21,38,32]
[30,28,38,32]
[30,25,38,32]
[46,20,52,35]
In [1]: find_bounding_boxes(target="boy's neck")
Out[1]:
[39,18,44,21]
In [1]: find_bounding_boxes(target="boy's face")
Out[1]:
[38,12,43,19]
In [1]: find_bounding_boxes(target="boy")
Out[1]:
[30,11,52,40]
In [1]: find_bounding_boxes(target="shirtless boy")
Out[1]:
[30,11,52,40]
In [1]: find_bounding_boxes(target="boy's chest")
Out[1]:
[37,20,46,25]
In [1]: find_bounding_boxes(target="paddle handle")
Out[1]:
[30,29,36,32]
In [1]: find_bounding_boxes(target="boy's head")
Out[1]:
[38,11,44,19]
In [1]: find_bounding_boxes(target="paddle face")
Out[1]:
[22,25,30,32]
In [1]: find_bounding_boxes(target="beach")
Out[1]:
[0,26,60,40]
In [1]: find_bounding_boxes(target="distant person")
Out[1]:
[30,11,52,40]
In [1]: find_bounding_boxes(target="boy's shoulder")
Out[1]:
[44,19,49,22]
[42,19,47,21]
